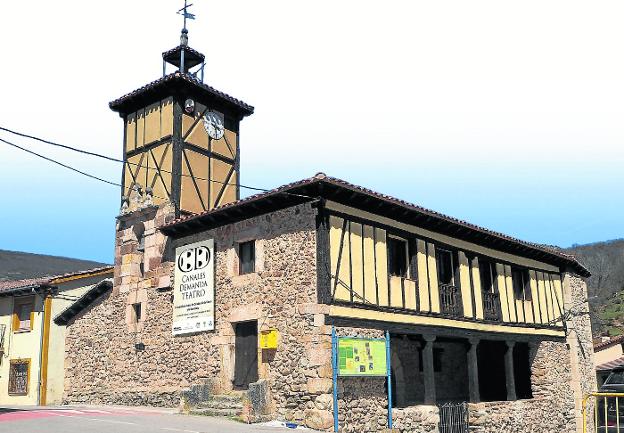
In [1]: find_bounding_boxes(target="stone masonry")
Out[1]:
[63,191,596,433]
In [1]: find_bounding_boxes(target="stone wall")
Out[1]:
[468,340,575,433]
[64,202,326,421]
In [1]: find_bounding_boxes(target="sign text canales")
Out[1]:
[173,239,215,335]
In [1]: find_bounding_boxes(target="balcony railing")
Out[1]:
[482,291,500,321]
[439,284,462,317]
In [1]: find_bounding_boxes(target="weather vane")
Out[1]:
[177,0,196,34]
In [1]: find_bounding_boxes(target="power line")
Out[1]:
[0,125,271,194]
[0,137,121,187]
[0,129,313,201]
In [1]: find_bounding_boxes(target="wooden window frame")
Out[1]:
[387,236,409,278]
[435,248,457,286]
[511,267,531,301]
[12,297,34,333]
[8,358,30,396]
[479,260,497,293]
[238,240,256,275]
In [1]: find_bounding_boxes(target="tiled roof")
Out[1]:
[109,72,254,116]
[162,45,205,61]
[595,335,624,352]
[161,173,590,277]
[0,266,113,294]
[597,355,624,372]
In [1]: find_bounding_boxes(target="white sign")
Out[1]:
[173,239,215,335]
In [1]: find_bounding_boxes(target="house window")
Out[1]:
[8,359,29,395]
[511,268,531,301]
[132,303,142,323]
[479,260,496,293]
[239,240,255,275]
[436,249,456,286]
[387,237,408,277]
[12,297,34,332]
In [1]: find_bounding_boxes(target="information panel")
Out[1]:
[173,239,215,335]
[337,337,387,376]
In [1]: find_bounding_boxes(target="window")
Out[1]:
[132,303,142,323]
[511,268,531,301]
[8,359,29,395]
[387,237,408,277]
[133,223,145,252]
[239,240,255,275]
[12,297,33,332]
[436,249,456,286]
[479,260,496,293]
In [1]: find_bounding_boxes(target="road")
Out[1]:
[0,406,315,433]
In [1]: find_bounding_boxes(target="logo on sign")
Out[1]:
[177,246,211,272]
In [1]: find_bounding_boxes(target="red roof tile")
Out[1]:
[0,266,113,293]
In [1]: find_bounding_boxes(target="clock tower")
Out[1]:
[110,11,254,217]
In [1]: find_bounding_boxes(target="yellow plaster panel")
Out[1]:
[182,112,196,138]
[516,299,525,323]
[458,252,474,318]
[375,228,389,307]
[220,171,237,206]
[144,102,161,144]
[529,271,541,324]
[334,218,351,302]
[211,159,235,208]
[362,225,378,305]
[471,257,484,320]
[503,265,516,322]
[544,275,556,324]
[552,275,564,326]
[148,143,172,204]
[524,300,534,324]
[180,150,206,214]
[416,239,430,312]
[186,119,209,150]
[161,98,173,137]
[324,201,560,273]
[136,109,145,149]
[329,216,344,300]
[329,305,565,338]
[427,243,440,313]
[389,277,404,308]
[212,131,236,159]
[536,272,549,324]
[350,223,365,304]
[496,263,510,322]
[404,278,417,311]
[125,113,136,152]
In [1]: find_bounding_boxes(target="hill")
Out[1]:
[564,239,624,336]
[0,249,109,282]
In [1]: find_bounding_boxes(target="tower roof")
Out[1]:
[109,72,254,118]
[162,45,205,70]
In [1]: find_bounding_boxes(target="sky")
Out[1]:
[0,1,622,264]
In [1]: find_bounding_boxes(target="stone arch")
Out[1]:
[391,348,406,407]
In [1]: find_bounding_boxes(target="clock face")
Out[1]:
[202,111,225,140]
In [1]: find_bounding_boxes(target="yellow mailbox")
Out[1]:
[260,329,279,349]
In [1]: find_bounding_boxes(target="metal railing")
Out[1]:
[583,392,624,433]
[482,291,500,321]
[439,284,462,317]
[438,402,469,433]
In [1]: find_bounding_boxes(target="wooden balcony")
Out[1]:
[482,291,500,321]
[439,284,462,317]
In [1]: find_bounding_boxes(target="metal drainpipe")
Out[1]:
[36,289,46,406]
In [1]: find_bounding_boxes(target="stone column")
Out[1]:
[423,334,436,405]
[505,341,516,401]
[467,337,480,403]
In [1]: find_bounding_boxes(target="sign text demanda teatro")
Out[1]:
[173,239,215,335]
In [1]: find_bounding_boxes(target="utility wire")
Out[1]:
[0,137,121,187]
[0,125,293,195]
[0,128,313,200]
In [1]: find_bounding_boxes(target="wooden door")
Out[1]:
[234,321,258,389]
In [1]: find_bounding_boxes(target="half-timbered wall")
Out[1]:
[123,98,174,202]
[122,98,239,215]
[328,214,564,329]
[181,101,238,214]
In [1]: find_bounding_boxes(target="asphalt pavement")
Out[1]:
[0,406,317,433]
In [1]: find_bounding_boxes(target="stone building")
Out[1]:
[60,23,596,433]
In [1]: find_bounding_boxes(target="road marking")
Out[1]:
[85,417,138,425]
[160,428,200,433]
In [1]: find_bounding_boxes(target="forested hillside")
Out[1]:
[0,249,108,281]
[564,239,624,336]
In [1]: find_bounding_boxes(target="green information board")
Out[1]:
[337,337,387,376]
